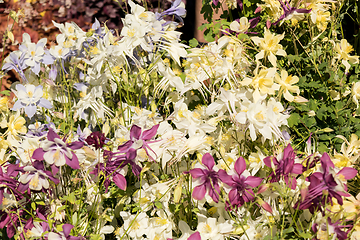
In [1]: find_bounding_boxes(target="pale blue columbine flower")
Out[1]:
[1,52,28,82]
[156,0,186,22]
[12,84,52,118]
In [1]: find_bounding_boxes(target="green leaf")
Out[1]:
[31,202,36,211]
[0,90,10,96]
[288,113,300,127]
[90,234,102,240]
[189,38,199,48]
[298,231,312,238]
[154,201,163,209]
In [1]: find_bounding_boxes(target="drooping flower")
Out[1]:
[1,52,28,82]
[47,224,81,240]
[263,144,303,189]
[12,84,52,119]
[188,153,221,202]
[298,152,357,212]
[218,157,262,208]
[272,0,312,26]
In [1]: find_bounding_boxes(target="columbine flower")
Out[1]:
[298,152,358,212]
[12,84,52,119]
[272,0,311,26]
[1,52,28,82]
[251,28,286,67]
[218,157,262,209]
[189,153,221,203]
[274,70,300,102]
[263,144,303,189]
[117,124,159,161]
[32,128,84,171]
[18,160,59,192]
[352,82,360,108]
[48,224,81,240]
[335,39,359,73]
[157,0,187,22]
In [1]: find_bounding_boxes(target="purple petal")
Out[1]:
[66,152,80,169]
[296,8,312,14]
[264,156,278,168]
[192,184,206,201]
[212,0,219,6]
[32,148,45,160]
[62,224,74,237]
[244,176,262,187]
[47,128,60,141]
[130,125,141,140]
[218,169,233,186]
[292,163,303,174]
[283,144,294,160]
[249,16,260,29]
[67,141,84,150]
[113,173,127,190]
[141,124,159,140]
[337,167,357,180]
[202,153,214,170]
[188,232,201,240]
[234,157,246,175]
[189,168,205,179]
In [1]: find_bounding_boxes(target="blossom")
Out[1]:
[1,52,28,81]
[218,157,262,208]
[298,152,357,212]
[352,82,360,108]
[18,160,59,191]
[12,84,52,119]
[48,224,81,240]
[158,0,187,21]
[118,124,159,161]
[189,153,221,202]
[274,70,300,102]
[263,144,303,189]
[32,128,84,171]
[335,39,359,73]
[272,0,311,26]
[251,28,286,66]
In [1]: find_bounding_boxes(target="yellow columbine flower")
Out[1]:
[335,39,359,72]
[274,70,300,102]
[0,96,9,112]
[2,111,27,138]
[251,28,286,66]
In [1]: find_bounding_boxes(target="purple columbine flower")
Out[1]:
[47,224,81,240]
[118,124,159,161]
[312,217,350,240]
[2,52,28,82]
[85,131,108,150]
[298,153,357,212]
[263,144,303,189]
[218,157,262,209]
[189,153,221,203]
[32,128,84,172]
[12,84,52,119]
[18,160,59,192]
[272,0,311,26]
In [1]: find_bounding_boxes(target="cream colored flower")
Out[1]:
[275,70,300,102]
[242,67,278,102]
[352,82,360,108]
[335,39,359,72]
[251,28,286,66]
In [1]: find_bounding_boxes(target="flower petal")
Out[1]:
[234,157,246,175]
[192,184,206,201]
[202,153,214,170]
